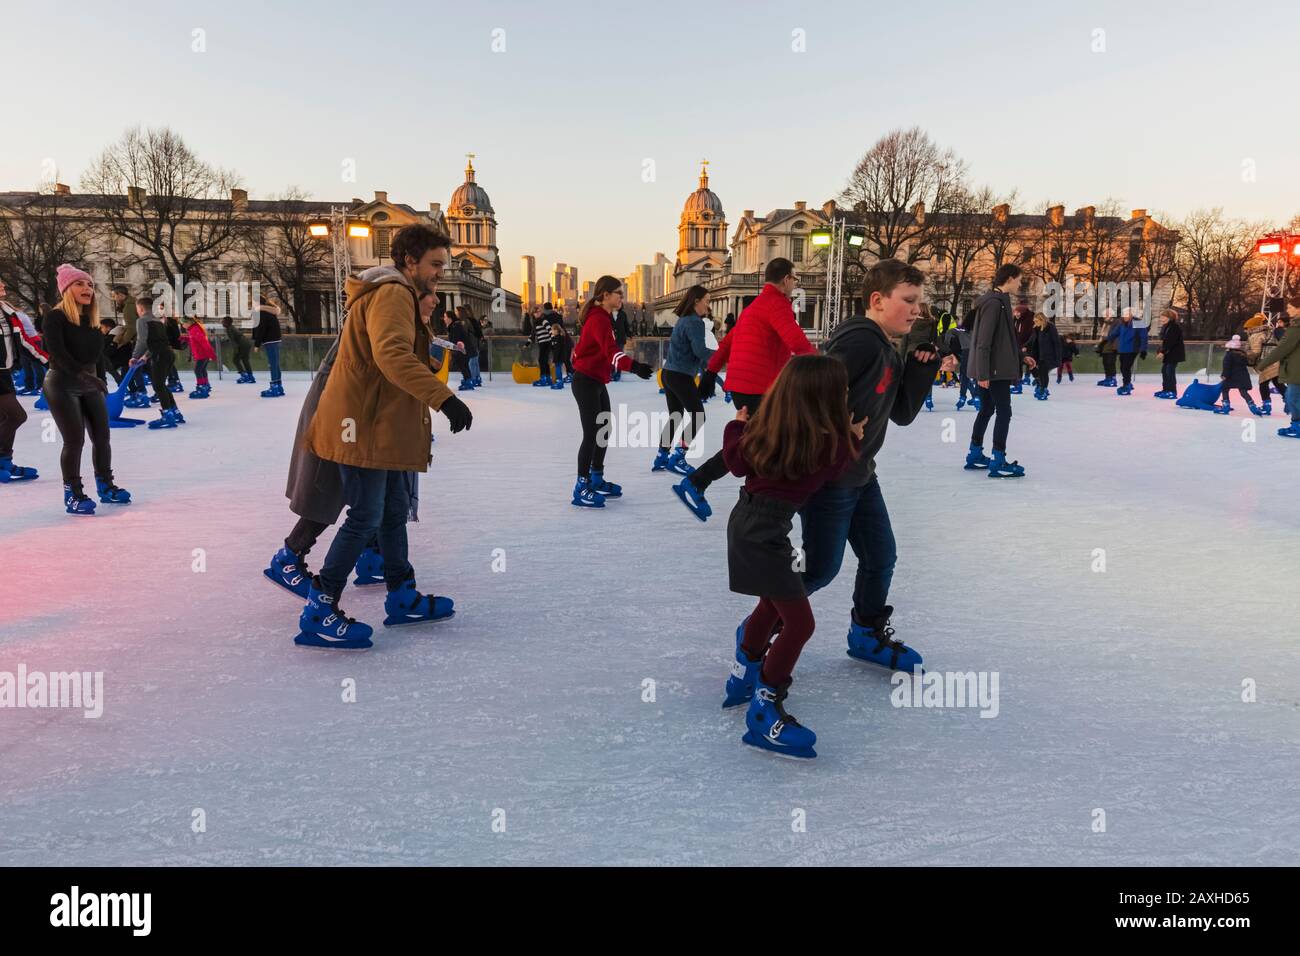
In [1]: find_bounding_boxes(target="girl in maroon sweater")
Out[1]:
[569,275,653,508]
[721,354,863,758]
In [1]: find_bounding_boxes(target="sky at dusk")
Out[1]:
[3,0,1297,290]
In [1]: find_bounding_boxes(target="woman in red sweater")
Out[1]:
[570,275,654,507]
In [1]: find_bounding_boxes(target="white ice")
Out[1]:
[1,367,1297,865]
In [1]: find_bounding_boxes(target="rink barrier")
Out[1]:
[169,334,1231,384]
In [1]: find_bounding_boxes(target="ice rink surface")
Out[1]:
[2,367,1297,865]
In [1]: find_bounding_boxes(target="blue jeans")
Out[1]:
[264,341,282,384]
[1285,383,1300,423]
[318,465,412,599]
[469,354,480,380]
[799,476,897,622]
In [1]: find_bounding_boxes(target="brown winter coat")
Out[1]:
[305,267,454,472]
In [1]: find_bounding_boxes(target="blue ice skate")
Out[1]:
[672,477,711,521]
[742,678,816,759]
[987,449,1025,478]
[964,443,991,470]
[295,577,373,649]
[95,476,131,504]
[666,446,695,476]
[383,571,454,627]
[847,606,923,672]
[63,482,95,516]
[572,476,605,508]
[0,456,37,482]
[588,469,622,497]
[264,547,312,598]
[352,546,384,586]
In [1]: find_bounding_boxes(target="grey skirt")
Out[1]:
[727,488,803,600]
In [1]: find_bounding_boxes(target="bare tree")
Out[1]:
[839,127,968,263]
[0,185,92,313]
[928,185,996,314]
[1132,211,1180,318]
[982,190,1022,272]
[1173,209,1265,338]
[1027,201,1091,291]
[80,126,242,290]
[236,188,332,329]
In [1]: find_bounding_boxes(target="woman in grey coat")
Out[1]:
[265,298,424,596]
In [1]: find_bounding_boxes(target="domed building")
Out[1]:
[446,154,501,288]
[672,161,728,291]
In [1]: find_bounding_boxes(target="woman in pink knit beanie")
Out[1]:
[42,264,131,514]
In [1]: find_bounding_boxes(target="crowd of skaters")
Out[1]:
[3,225,1299,761]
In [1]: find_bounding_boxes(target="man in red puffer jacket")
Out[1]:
[674,258,814,521]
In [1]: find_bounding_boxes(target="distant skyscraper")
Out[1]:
[520,255,537,307]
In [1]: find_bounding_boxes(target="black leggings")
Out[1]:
[1101,352,1117,378]
[536,342,552,379]
[1161,361,1180,393]
[1219,383,1257,406]
[1033,366,1050,391]
[286,517,330,556]
[688,391,763,493]
[150,355,178,411]
[660,368,705,451]
[44,370,113,486]
[970,380,1013,452]
[0,371,28,458]
[1119,352,1137,387]
[572,370,611,477]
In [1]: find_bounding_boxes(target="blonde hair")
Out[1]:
[1033,311,1048,330]
[58,286,99,327]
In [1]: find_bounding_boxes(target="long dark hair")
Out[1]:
[581,275,622,321]
[740,354,856,481]
[674,284,709,318]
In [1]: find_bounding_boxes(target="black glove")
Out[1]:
[1139,351,1147,360]
[697,369,718,398]
[630,360,653,380]
[439,394,473,433]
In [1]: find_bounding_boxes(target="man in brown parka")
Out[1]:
[295,224,473,650]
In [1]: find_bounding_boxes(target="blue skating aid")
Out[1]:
[383,573,454,627]
[742,679,816,759]
[1176,379,1222,411]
